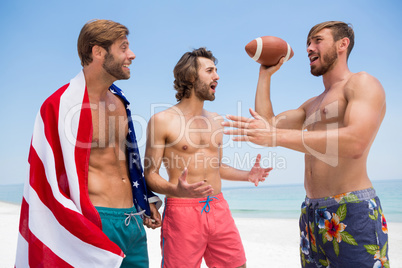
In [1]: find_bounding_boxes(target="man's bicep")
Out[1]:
[145,116,167,174]
[344,74,386,144]
[273,108,306,130]
[350,93,385,127]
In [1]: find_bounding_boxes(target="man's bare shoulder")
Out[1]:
[345,71,385,99]
[348,71,378,83]
[147,106,185,143]
[150,106,182,123]
[203,109,224,122]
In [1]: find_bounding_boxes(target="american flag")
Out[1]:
[108,84,161,214]
[15,71,160,267]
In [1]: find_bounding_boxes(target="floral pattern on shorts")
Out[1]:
[299,189,389,268]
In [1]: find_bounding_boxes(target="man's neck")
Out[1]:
[176,95,205,116]
[322,61,352,91]
[83,66,116,99]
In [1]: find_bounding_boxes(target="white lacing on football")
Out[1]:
[252,37,263,61]
[283,43,291,62]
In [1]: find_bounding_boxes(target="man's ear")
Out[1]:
[92,45,104,60]
[338,37,350,53]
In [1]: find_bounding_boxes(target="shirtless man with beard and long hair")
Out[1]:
[144,47,272,268]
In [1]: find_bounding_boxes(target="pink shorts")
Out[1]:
[161,193,246,268]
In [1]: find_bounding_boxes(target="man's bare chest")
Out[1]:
[166,117,223,152]
[90,100,128,148]
[304,91,347,131]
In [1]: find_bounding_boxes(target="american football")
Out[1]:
[245,36,294,66]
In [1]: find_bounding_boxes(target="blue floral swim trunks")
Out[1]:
[299,188,389,268]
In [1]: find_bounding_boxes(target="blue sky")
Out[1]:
[0,0,401,186]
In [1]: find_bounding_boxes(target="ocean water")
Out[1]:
[0,184,24,204]
[223,179,402,223]
[1,179,401,222]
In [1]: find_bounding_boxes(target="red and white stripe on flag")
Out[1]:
[15,71,124,267]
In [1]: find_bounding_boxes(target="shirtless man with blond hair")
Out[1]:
[223,21,389,267]
[144,47,271,267]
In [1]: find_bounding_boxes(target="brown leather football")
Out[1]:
[245,36,294,66]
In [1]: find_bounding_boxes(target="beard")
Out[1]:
[194,78,215,101]
[310,45,338,77]
[103,52,130,80]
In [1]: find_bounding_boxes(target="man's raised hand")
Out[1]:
[222,108,277,147]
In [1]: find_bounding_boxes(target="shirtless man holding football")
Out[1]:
[223,21,389,267]
[144,47,272,268]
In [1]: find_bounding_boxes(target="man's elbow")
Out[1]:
[347,140,369,159]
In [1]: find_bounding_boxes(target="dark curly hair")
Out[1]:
[173,47,217,102]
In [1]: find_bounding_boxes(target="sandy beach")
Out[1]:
[2,201,401,267]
